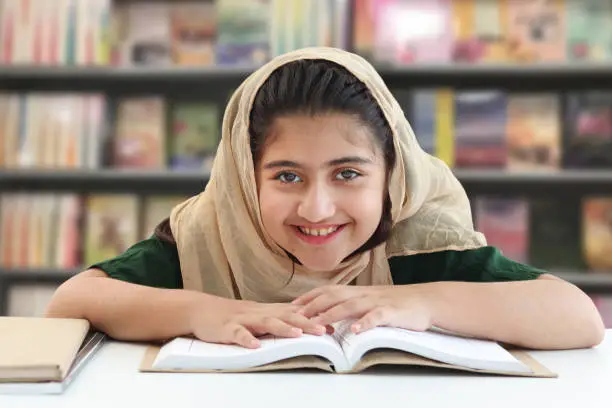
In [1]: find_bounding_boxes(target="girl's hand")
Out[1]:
[188,297,328,349]
[292,285,434,334]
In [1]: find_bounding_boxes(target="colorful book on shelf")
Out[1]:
[505,0,566,63]
[373,0,452,64]
[141,195,187,240]
[582,197,612,272]
[564,91,612,169]
[410,90,437,156]
[453,91,506,168]
[170,1,216,66]
[451,0,508,63]
[113,97,166,169]
[84,194,139,266]
[352,0,375,61]
[169,102,219,172]
[121,2,172,66]
[475,197,529,264]
[506,93,561,171]
[216,0,269,65]
[140,320,556,377]
[566,0,612,62]
[0,194,16,268]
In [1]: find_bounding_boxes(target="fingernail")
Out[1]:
[250,339,261,348]
[292,327,303,335]
[316,325,326,334]
[352,324,361,333]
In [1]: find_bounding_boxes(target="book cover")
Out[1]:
[82,94,107,170]
[566,0,612,62]
[353,0,375,61]
[84,194,139,266]
[13,194,31,268]
[124,2,172,66]
[142,195,187,240]
[216,0,270,65]
[2,94,21,168]
[374,0,452,64]
[26,194,46,268]
[0,0,16,63]
[475,197,529,264]
[564,91,612,169]
[505,0,566,63]
[169,102,219,172]
[170,1,216,66]
[582,197,612,272]
[529,197,586,271]
[0,194,15,267]
[0,94,8,167]
[55,194,82,269]
[454,91,507,168]
[506,94,561,170]
[451,0,509,63]
[410,90,437,156]
[113,97,165,169]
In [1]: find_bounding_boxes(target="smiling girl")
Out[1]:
[46,48,604,350]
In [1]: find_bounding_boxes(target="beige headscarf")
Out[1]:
[170,47,486,303]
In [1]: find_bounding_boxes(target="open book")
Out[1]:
[140,321,556,377]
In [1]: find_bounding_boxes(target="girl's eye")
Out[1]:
[276,172,302,184]
[336,169,360,181]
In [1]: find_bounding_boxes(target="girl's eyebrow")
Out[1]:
[263,156,373,170]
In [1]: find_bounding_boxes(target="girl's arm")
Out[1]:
[46,269,325,346]
[422,274,606,349]
[45,269,210,341]
[294,275,605,350]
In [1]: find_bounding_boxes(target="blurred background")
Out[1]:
[0,0,612,326]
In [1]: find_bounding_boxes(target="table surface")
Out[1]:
[2,330,611,408]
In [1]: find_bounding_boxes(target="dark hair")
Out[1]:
[156,59,396,258]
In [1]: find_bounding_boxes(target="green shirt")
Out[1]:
[90,236,546,290]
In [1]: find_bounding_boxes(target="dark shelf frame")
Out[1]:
[2,64,612,91]
[1,169,612,197]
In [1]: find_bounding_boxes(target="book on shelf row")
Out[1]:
[1,89,612,172]
[0,192,611,274]
[2,0,612,68]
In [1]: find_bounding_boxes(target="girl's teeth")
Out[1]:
[299,226,339,236]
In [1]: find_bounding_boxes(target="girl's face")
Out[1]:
[256,113,387,272]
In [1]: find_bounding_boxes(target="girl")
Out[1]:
[47,47,604,350]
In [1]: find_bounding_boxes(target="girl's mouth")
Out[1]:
[294,225,346,245]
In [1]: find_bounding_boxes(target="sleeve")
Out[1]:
[389,246,547,285]
[89,236,184,290]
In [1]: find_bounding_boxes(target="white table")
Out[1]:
[2,330,611,408]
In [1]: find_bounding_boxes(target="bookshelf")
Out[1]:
[1,0,612,319]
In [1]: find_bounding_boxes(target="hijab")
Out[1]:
[169,47,486,303]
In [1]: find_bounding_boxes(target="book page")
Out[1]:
[335,321,532,374]
[153,333,349,372]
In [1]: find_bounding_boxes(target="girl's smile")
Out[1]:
[293,223,347,245]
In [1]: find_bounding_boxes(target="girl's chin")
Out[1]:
[292,254,346,273]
